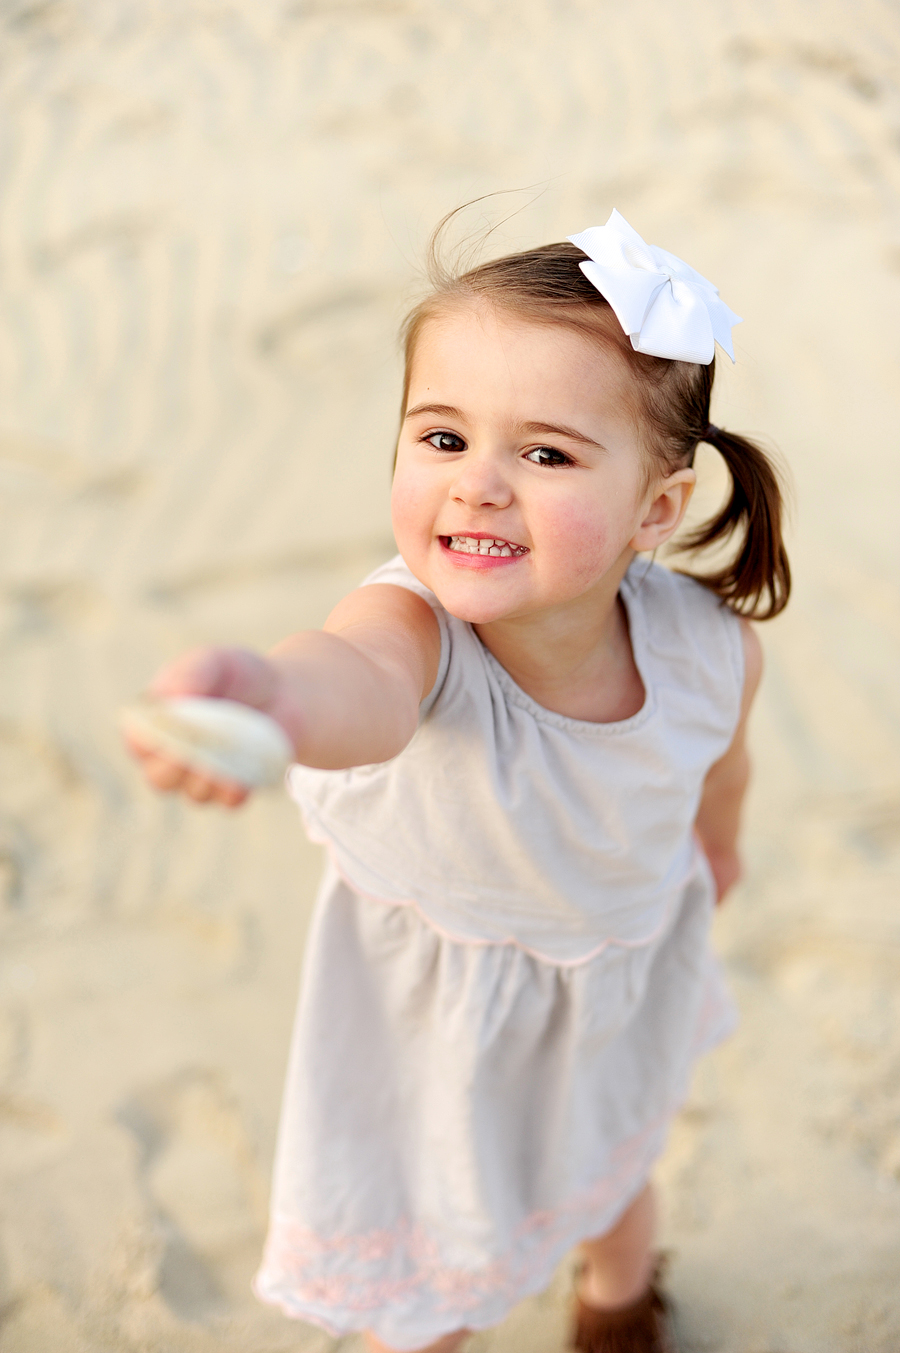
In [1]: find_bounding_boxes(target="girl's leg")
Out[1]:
[364,1329,469,1353]
[577,1182,656,1309]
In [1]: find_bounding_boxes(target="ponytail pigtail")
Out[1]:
[679,426,791,620]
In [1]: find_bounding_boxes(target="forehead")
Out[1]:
[407,301,635,420]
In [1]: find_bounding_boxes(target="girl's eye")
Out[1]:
[523,446,571,468]
[424,431,465,453]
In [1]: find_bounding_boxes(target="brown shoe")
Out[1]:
[570,1265,676,1352]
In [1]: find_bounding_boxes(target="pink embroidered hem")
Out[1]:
[254,1113,667,1347]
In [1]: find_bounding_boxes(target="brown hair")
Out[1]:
[400,237,790,621]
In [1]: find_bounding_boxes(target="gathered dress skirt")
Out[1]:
[253,860,736,1350]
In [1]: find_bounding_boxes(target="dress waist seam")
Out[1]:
[316,839,706,970]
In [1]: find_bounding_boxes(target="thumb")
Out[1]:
[147,646,278,710]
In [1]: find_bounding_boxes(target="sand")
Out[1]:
[1,0,899,1349]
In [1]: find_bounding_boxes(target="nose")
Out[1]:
[449,447,513,510]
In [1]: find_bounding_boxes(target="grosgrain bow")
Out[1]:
[568,210,741,364]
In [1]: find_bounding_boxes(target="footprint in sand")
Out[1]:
[118,1068,269,1321]
[0,1001,66,1178]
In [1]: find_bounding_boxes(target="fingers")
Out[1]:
[123,644,279,808]
[127,741,249,809]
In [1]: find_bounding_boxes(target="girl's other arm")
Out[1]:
[128,584,441,806]
[693,621,763,903]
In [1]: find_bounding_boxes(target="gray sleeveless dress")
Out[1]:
[254,556,743,1350]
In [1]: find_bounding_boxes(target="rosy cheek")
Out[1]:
[544,502,613,582]
[390,493,415,550]
[390,465,431,545]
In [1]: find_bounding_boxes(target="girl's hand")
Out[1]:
[704,847,742,905]
[126,582,440,802]
[124,646,285,808]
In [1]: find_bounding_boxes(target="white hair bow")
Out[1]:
[568,210,741,364]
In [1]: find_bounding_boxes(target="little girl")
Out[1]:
[127,210,789,1353]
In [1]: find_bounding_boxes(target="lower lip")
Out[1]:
[438,537,528,569]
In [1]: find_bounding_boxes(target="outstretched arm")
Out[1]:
[126,583,441,807]
[693,621,763,903]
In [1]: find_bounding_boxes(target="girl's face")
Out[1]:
[392,302,693,626]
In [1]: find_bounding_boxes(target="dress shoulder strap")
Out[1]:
[622,560,745,727]
[359,554,452,717]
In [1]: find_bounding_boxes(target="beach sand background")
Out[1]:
[1,1,900,1349]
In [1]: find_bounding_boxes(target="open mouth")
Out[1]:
[443,535,529,558]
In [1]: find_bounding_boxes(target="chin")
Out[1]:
[427,585,516,625]
[444,603,507,624]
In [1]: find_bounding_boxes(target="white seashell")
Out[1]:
[120,696,294,788]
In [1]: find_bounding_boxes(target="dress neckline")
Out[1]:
[474,563,656,737]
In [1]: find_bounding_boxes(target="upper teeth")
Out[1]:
[447,536,527,557]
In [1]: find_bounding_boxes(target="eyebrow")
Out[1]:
[405,403,465,421]
[519,420,606,451]
[404,404,606,451]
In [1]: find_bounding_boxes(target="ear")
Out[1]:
[629,468,696,552]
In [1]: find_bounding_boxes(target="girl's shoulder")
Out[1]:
[359,553,442,610]
[359,554,454,716]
